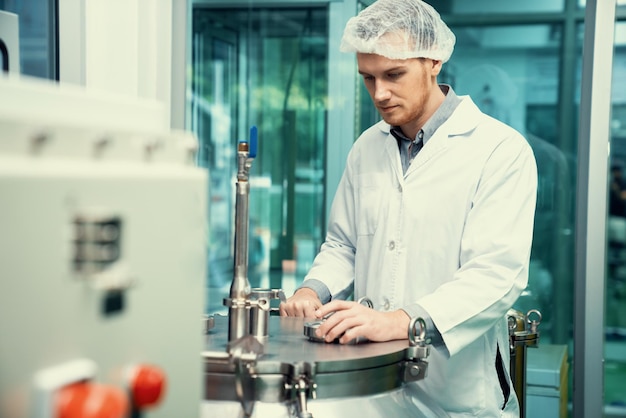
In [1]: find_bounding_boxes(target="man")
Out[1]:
[279,0,537,416]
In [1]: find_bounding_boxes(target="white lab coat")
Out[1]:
[305,96,537,417]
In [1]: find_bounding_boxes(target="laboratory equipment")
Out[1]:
[508,308,542,418]
[0,75,207,418]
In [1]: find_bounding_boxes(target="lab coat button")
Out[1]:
[388,241,395,250]
[398,185,402,192]
[383,298,390,310]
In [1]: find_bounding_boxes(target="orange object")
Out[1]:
[129,364,167,409]
[56,381,128,418]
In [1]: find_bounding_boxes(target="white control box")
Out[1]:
[0,76,208,418]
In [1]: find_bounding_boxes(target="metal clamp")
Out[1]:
[284,362,316,418]
[408,317,429,346]
[227,335,266,417]
[403,317,430,383]
[204,314,215,334]
[250,288,286,339]
[508,308,541,349]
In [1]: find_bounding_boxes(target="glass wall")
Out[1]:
[190,4,329,313]
[0,0,57,79]
[449,23,575,346]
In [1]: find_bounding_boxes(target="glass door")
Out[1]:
[190,4,329,313]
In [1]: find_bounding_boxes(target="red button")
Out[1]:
[129,364,167,409]
[56,381,128,418]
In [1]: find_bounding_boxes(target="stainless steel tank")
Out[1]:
[203,314,448,418]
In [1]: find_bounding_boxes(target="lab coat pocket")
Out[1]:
[355,173,382,236]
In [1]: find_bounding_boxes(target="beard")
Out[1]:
[378,105,421,129]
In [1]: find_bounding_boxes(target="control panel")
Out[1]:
[0,76,207,418]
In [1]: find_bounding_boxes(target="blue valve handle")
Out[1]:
[249,126,258,158]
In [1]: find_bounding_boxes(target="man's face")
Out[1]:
[357,53,442,138]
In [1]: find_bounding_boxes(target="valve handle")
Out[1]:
[249,126,258,158]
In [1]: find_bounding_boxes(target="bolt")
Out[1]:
[409,364,421,377]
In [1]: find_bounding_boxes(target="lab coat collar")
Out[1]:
[376,96,481,138]
[380,96,482,178]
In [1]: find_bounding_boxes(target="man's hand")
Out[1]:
[279,288,322,318]
[314,300,410,344]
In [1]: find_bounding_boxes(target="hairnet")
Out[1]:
[340,0,456,62]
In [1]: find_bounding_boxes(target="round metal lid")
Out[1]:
[205,314,410,374]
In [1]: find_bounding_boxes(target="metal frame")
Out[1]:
[574,1,616,417]
[326,0,357,219]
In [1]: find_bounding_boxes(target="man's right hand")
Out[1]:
[279,288,322,318]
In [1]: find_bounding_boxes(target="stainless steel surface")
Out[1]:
[207,315,409,373]
[227,141,253,342]
[205,315,424,405]
[250,288,286,339]
[225,134,286,346]
[303,319,329,343]
[204,312,443,416]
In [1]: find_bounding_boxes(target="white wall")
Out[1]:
[59,0,173,128]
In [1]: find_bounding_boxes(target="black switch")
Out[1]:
[102,290,125,316]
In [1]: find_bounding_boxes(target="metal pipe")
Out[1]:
[510,343,527,416]
[227,139,254,342]
[508,309,541,418]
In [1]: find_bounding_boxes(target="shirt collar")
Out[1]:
[390,84,461,146]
